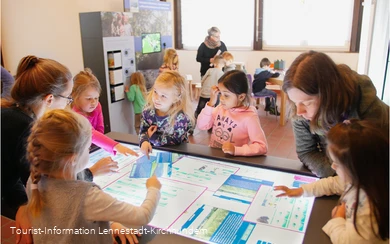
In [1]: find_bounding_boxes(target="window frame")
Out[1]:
[174,0,363,52]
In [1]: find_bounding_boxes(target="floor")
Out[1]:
[1,96,298,243]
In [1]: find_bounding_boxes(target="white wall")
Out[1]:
[1,0,124,75]
[2,0,358,81]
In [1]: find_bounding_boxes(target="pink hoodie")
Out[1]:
[72,103,118,155]
[197,104,268,156]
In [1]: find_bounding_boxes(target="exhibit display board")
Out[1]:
[87,143,318,244]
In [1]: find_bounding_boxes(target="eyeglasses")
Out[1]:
[57,94,74,105]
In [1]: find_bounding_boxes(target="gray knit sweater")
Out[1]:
[28,177,111,243]
[292,73,389,178]
[27,176,160,243]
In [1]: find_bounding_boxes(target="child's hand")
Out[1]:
[266,81,272,85]
[331,202,346,219]
[111,222,141,244]
[273,186,304,197]
[147,125,158,138]
[222,142,235,155]
[114,143,139,156]
[89,157,119,177]
[146,175,162,190]
[124,85,129,93]
[140,141,152,159]
[208,86,220,106]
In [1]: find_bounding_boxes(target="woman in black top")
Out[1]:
[1,56,117,220]
[196,26,227,78]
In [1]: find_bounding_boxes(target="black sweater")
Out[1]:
[1,107,93,218]
[1,107,32,213]
[196,42,227,76]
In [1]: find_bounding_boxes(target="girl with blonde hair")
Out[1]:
[139,71,194,158]
[72,68,138,156]
[125,71,147,133]
[159,48,179,73]
[26,109,161,243]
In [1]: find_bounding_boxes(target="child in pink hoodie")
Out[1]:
[72,68,138,156]
[197,70,268,156]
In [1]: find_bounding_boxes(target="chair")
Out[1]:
[247,74,278,120]
[186,74,201,101]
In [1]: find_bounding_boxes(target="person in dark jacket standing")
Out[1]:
[196,27,227,78]
[253,58,280,115]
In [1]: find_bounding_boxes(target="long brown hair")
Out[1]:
[327,119,389,240]
[283,51,358,134]
[1,55,72,117]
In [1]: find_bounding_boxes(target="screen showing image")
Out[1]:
[88,142,318,244]
[141,33,161,54]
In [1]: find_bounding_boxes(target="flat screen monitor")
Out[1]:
[87,143,318,244]
[141,33,161,54]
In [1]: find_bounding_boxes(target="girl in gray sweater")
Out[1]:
[26,109,161,244]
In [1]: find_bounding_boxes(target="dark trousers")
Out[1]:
[195,97,210,119]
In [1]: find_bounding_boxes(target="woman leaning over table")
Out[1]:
[283,50,388,178]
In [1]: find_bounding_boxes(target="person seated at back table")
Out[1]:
[253,58,280,115]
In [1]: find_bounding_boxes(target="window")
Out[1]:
[179,0,254,49]
[175,0,362,52]
[262,0,355,51]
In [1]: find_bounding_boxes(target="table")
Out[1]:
[268,74,288,126]
[101,132,337,244]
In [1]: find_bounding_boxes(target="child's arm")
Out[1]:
[125,85,136,102]
[92,130,138,156]
[139,110,153,146]
[83,176,161,227]
[196,104,215,130]
[232,115,268,156]
[95,103,105,134]
[322,199,377,243]
[274,176,345,198]
[139,110,154,157]
[197,86,219,130]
